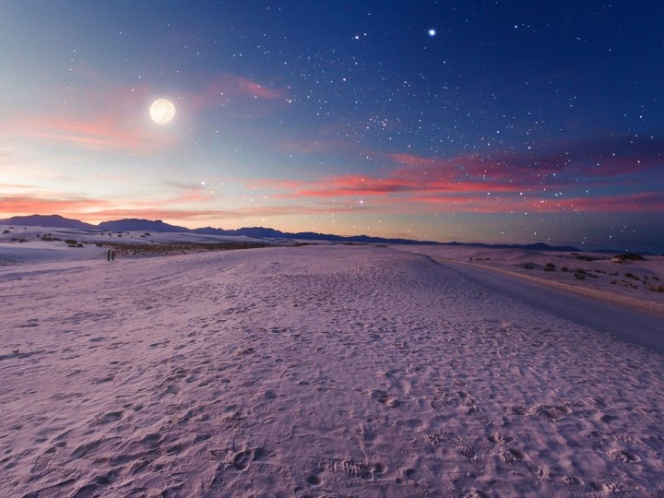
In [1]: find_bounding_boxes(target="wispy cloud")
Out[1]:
[190,73,289,111]
[0,195,111,216]
[4,115,174,153]
[256,131,664,214]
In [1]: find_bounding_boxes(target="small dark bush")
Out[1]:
[523,262,535,270]
[614,253,645,262]
[625,272,639,280]
[545,263,556,271]
[574,272,586,280]
[2,229,9,234]
[64,239,77,245]
[561,266,569,272]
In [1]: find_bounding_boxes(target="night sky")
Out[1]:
[2,1,663,252]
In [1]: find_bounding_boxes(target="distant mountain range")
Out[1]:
[0,214,582,252]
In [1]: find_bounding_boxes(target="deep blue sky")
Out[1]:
[2,1,663,251]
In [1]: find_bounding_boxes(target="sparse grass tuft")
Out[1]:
[613,252,645,262]
[573,268,590,280]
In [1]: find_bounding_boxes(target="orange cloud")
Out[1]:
[0,195,111,217]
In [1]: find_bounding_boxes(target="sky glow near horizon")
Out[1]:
[1,1,663,251]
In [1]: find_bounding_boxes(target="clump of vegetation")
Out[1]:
[523,262,535,270]
[573,268,588,280]
[101,241,268,257]
[575,255,604,262]
[624,272,640,280]
[65,239,84,248]
[649,285,664,293]
[612,252,645,263]
[2,229,10,234]
[545,262,556,271]
[561,266,569,272]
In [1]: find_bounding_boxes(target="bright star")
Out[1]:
[428,28,437,37]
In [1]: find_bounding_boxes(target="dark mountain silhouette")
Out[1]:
[0,214,96,230]
[97,219,189,233]
[0,214,582,251]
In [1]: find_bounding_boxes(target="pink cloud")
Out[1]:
[191,74,288,110]
[0,195,111,216]
[5,115,173,153]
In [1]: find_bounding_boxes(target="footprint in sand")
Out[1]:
[499,448,525,464]
[369,389,400,408]
[306,474,322,486]
[608,449,640,463]
[229,447,262,471]
[94,411,124,425]
[457,444,477,459]
[487,432,513,444]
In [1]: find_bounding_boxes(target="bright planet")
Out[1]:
[149,98,175,124]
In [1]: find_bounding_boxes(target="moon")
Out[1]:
[149,98,175,124]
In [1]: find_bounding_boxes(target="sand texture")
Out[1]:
[1,245,663,497]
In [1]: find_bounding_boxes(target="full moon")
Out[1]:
[149,98,175,124]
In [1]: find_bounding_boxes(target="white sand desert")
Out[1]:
[1,228,663,497]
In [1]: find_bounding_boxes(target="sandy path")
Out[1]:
[439,260,664,355]
[1,245,663,497]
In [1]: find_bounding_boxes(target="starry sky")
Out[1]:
[1,1,663,252]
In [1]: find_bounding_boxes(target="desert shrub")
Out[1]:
[523,262,534,270]
[573,269,587,280]
[64,239,77,245]
[614,252,645,262]
[649,285,664,293]
[625,272,639,280]
[611,280,617,285]
[2,229,9,234]
[561,266,569,272]
[545,262,556,271]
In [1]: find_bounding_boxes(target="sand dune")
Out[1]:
[1,244,663,497]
